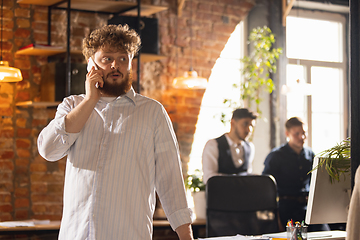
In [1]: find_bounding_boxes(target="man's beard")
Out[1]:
[235,128,247,142]
[100,69,132,97]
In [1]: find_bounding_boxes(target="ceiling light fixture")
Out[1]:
[0,0,22,83]
[173,0,207,89]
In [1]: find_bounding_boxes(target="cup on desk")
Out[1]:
[287,225,307,240]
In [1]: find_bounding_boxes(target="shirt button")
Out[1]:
[299,166,303,170]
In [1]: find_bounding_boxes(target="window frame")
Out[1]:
[285,8,349,150]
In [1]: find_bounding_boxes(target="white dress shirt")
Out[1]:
[37,88,192,240]
[202,134,255,184]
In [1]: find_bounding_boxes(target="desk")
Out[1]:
[153,218,206,238]
[263,230,346,240]
[0,219,206,239]
[0,221,60,239]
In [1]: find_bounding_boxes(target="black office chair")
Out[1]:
[206,175,280,237]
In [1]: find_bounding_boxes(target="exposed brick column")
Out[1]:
[162,89,205,175]
[157,0,255,175]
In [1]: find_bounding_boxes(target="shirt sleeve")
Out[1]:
[247,141,255,173]
[346,166,360,240]
[37,98,81,162]
[262,151,278,176]
[202,139,220,184]
[153,106,192,231]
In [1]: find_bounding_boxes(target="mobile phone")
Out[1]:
[87,57,100,88]
[87,57,98,72]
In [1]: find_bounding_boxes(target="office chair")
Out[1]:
[206,175,279,237]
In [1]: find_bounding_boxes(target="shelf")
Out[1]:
[15,47,82,56]
[140,53,166,62]
[16,101,61,107]
[16,46,65,56]
[17,0,167,16]
[17,0,62,5]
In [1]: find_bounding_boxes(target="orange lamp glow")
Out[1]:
[0,61,23,83]
[173,70,207,89]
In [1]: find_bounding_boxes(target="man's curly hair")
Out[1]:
[82,24,141,60]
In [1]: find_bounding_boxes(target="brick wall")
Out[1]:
[0,0,255,235]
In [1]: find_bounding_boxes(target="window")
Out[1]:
[285,9,347,154]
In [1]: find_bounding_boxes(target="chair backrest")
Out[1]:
[206,175,279,237]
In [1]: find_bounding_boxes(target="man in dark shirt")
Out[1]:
[262,117,315,229]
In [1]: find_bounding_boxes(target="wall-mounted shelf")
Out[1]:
[138,53,166,62]
[15,46,66,56]
[16,0,167,97]
[17,0,167,16]
[16,101,61,107]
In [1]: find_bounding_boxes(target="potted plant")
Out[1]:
[221,26,283,124]
[185,169,206,219]
[309,138,351,183]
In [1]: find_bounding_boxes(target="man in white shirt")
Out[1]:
[37,24,193,240]
[202,108,257,184]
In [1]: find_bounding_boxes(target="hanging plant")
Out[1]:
[221,26,282,124]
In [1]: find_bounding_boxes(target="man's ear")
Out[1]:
[285,129,290,138]
[230,118,237,128]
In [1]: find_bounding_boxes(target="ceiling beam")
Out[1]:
[283,0,296,26]
[177,0,185,16]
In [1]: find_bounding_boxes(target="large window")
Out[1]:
[285,10,347,154]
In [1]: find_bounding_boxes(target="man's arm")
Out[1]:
[37,67,102,160]
[65,67,102,133]
[202,139,219,184]
[175,223,194,240]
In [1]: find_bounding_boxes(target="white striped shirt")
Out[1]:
[37,88,192,240]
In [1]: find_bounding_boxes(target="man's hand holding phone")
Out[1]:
[86,57,104,100]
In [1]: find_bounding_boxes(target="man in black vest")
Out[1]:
[202,108,257,184]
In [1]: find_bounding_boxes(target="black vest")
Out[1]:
[215,134,250,174]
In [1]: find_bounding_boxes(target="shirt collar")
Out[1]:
[101,87,136,106]
[285,142,305,155]
[225,133,243,147]
[123,87,136,105]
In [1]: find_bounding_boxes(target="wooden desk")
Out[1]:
[0,219,206,238]
[0,221,60,239]
[153,218,206,238]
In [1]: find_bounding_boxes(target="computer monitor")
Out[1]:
[305,157,351,225]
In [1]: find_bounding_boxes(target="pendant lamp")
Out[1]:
[0,0,22,83]
[173,68,207,89]
[0,61,22,82]
[172,0,207,89]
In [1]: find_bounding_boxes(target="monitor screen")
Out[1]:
[305,157,351,225]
